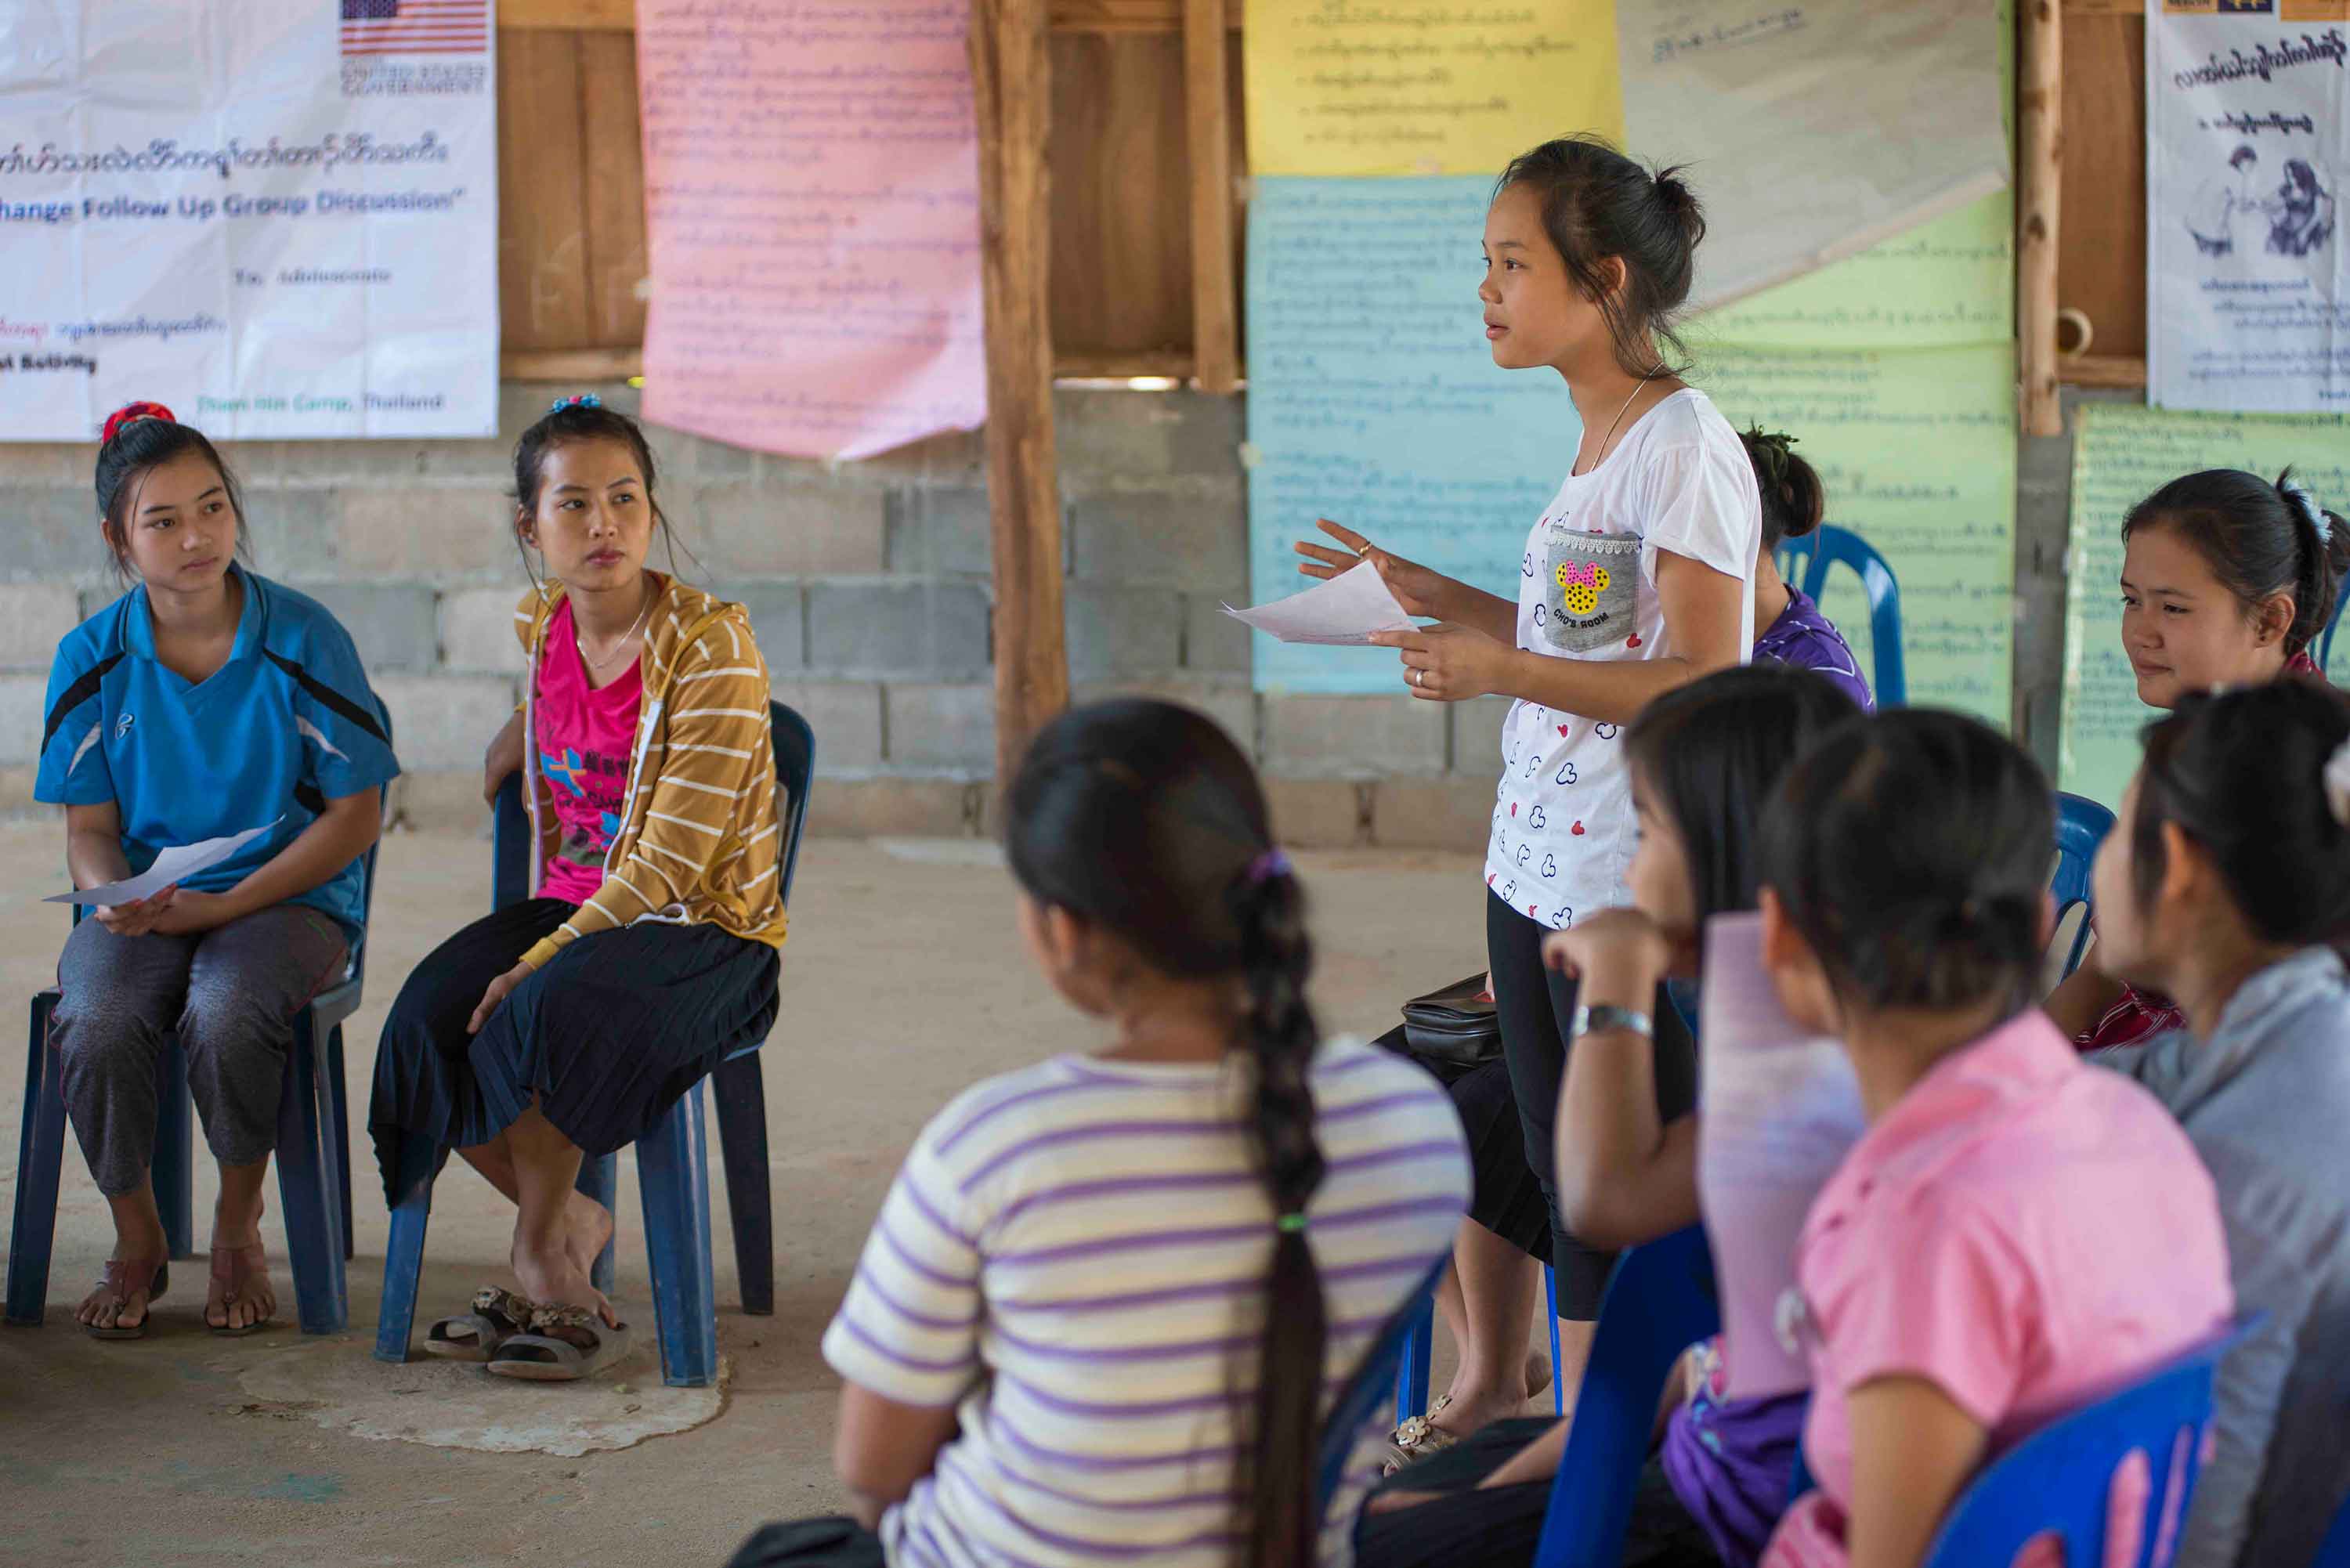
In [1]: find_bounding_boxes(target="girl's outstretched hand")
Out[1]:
[1368,623,1512,702]
[469,959,534,1035]
[1542,909,1678,1006]
[1293,518,1453,620]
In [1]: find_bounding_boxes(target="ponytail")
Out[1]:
[1231,855,1327,1568]
[2276,468,2350,659]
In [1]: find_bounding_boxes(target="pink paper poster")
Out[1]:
[636,1,986,461]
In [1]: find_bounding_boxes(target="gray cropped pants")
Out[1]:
[51,905,348,1198]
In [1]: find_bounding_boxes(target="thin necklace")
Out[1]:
[576,580,654,673]
[1577,370,1666,476]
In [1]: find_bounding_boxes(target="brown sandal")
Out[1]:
[84,1256,168,1340]
[206,1242,276,1336]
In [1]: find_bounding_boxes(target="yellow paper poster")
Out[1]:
[2060,402,2350,807]
[1242,1,1625,178]
[1697,342,2019,725]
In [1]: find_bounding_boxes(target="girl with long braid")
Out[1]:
[730,699,1470,1568]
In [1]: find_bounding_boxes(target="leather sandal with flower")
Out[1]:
[424,1286,538,1362]
[1383,1393,1465,1472]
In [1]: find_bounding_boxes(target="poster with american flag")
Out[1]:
[0,0,498,439]
[341,0,489,56]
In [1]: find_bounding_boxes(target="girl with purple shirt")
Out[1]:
[1741,429,1874,713]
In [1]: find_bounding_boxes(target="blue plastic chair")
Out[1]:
[1321,1258,1450,1511]
[1915,1320,2252,1568]
[2319,573,2350,674]
[2053,793,2117,985]
[1531,1223,1721,1568]
[1776,524,1907,708]
[7,704,392,1335]
[2316,1487,2350,1567]
[374,700,810,1387]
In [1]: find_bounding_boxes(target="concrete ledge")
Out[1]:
[805,776,978,840]
[1370,777,1498,854]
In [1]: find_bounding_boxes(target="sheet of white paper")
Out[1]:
[1221,560,1416,646]
[1697,911,1867,1401]
[49,819,283,907]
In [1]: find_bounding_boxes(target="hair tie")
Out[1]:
[1745,426,1796,490]
[1274,1212,1309,1234]
[548,392,603,414]
[1242,849,1292,887]
[101,400,175,445]
[2282,478,2331,545]
[2324,738,2350,829]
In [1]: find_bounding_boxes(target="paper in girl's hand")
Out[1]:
[49,818,283,906]
[1221,560,1416,645]
[1697,910,1867,1402]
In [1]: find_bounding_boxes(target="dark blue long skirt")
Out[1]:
[368,898,780,1204]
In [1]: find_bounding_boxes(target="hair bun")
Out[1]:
[100,401,175,446]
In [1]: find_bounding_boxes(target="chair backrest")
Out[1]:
[1318,1257,1450,1512]
[1921,1319,2255,1568]
[1777,524,1907,708]
[1532,1224,1722,1568]
[2316,1484,2350,1568]
[493,699,811,912]
[2320,572,2350,675]
[2052,793,2117,985]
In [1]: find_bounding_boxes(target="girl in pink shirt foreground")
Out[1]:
[1752,710,2234,1568]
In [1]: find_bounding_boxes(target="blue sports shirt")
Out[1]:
[35,567,400,938]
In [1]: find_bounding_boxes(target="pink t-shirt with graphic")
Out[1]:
[534,599,643,906]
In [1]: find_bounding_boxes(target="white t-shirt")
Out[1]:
[822,1035,1470,1568]
[1481,388,1762,929]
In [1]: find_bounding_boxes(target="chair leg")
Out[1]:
[273,1016,347,1335]
[1394,1297,1434,1429]
[636,1081,718,1388]
[1546,1264,1564,1418]
[6,994,69,1327]
[154,1039,195,1261]
[576,1153,618,1297]
[374,1132,440,1363]
[712,1053,774,1317]
[329,1026,353,1263]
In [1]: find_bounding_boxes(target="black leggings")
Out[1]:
[1488,891,1697,1319]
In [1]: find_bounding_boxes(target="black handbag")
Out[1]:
[1397,974,1502,1070]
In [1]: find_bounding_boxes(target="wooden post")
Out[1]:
[1183,0,1240,393]
[2018,0,2063,437]
[970,0,1071,788]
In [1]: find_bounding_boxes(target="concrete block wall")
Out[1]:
[0,381,1509,849]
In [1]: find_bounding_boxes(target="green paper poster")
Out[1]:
[2061,403,2350,808]
[1698,342,2018,724]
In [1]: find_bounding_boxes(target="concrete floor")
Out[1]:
[0,823,1488,1568]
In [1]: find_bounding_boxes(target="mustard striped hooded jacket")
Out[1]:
[512,575,788,972]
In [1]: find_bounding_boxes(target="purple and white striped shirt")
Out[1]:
[822,1036,1470,1567]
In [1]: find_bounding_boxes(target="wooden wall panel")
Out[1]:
[2057,14,2146,363]
[497,30,591,352]
[576,30,649,347]
[1047,31,1195,361]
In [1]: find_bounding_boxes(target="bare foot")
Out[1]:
[511,1235,618,1332]
[76,1212,168,1332]
[567,1190,613,1278]
[1425,1350,1555,1439]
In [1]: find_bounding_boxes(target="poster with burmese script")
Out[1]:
[0,0,498,439]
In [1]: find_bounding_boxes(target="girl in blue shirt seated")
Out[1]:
[33,402,400,1339]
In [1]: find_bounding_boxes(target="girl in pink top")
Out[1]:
[1752,710,2232,1568]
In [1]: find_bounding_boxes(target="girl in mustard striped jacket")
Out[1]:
[369,396,786,1378]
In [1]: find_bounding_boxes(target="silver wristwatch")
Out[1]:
[1569,1003,1654,1041]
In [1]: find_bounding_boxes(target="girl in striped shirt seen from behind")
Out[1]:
[368,396,786,1380]
[731,699,1470,1568]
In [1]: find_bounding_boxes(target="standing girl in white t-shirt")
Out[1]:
[1296,135,1760,1416]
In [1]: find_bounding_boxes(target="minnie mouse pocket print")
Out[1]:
[1541,533,1640,655]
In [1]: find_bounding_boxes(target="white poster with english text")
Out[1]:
[2149,4,2350,412]
[0,0,497,439]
